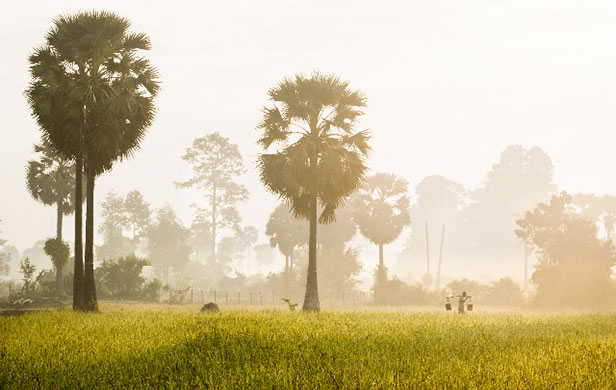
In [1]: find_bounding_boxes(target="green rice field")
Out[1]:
[2,303,616,389]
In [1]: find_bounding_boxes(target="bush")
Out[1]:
[141,279,164,302]
[96,254,149,300]
[167,286,190,304]
[484,277,524,307]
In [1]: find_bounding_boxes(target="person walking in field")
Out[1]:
[457,291,471,314]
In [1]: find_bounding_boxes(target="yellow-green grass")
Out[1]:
[2,303,616,389]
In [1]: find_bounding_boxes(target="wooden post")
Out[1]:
[214,290,217,303]
[436,224,445,290]
[425,221,431,275]
[238,292,241,305]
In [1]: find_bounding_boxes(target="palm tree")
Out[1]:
[26,142,81,298]
[257,72,371,312]
[352,173,410,303]
[26,11,160,311]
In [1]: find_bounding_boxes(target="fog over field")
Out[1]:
[2,0,616,290]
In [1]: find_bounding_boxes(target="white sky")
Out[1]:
[1,0,615,281]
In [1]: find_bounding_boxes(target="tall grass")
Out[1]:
[2,304,616,388]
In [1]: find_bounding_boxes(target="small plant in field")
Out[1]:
[281,297,298,311]
[20,257,37,294]
[167,286,191,304]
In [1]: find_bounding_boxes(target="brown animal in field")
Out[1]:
[200,302,220,313]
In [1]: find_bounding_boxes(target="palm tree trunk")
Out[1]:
[83,168,97,312]
[55,200,65,299]
[379,243,384,268]
[302,193,320,312]
[73,155,84,311]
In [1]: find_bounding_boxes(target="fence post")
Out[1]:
[214,290,217,303]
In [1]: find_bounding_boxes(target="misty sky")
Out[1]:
[1,1,615,282]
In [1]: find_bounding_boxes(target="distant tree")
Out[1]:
[0,221,9,276]
[21,240,48,270]
[266,204,307,272]
[26,142,81,297]
[26,11,160,311]
[189,216,212,264]
[147,206,191,283]
[469,145,556,265]
[257,72,371,311]
[96,255,149,300]
[403,175,467,267]
[353,173,410,304]
[572,194,616,242]
[318,247,362,297]
[97,191,134,261]
[217,226,258,276]
[516,192,616,307]
[43,238,70,299]
[177,132,248,263]
[234,226,258,272]
[124,190,152,241]
[26,142,81,241]
[254,243,279,272]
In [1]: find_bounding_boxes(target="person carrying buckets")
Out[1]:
[445,291,472,314]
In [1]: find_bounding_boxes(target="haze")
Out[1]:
[2,0,615,286]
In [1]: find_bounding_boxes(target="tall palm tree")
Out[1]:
[352,173,410,303]
[257,72,371,312]
[26,142,81,298]
[27,40,85,310]
[26,11,160,311]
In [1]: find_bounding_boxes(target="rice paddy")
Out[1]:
[2,303,616,389]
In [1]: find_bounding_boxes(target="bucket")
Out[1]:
[445,302,451,311]
[467,303,473,312]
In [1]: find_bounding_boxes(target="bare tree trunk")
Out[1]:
[55,200,65,299]
[302,193,320,312]
[73,155,84,311]
[374,243,388,305]
[425,221,430,275]
[436,224,445,290]
[211,186,217,262]
[83,168,97,312]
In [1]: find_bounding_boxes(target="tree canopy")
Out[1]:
[516,192,616,307]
